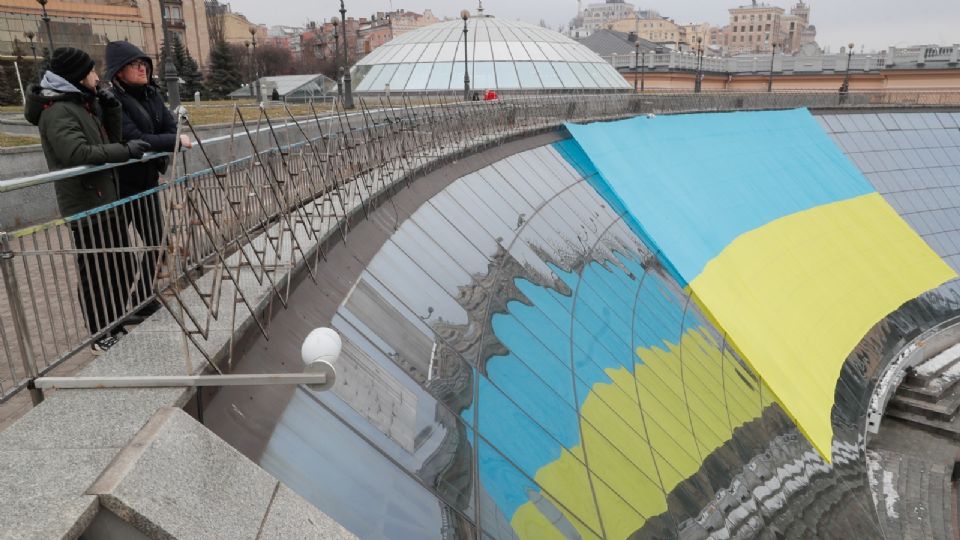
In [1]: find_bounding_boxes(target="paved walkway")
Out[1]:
[869,417,960,540]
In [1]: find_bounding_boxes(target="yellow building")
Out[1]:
[680,23,711,49]
[610,15,680,46]
[724,1,815,55]
[0,0,210,70]
[220,8,266,46]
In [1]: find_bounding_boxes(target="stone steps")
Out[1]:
[888,383,960,422]
[886,407,960,440]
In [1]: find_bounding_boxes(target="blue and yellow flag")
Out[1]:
[566,109,956,460]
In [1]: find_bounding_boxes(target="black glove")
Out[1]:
[96,87,119,107]
[126,139,151,159]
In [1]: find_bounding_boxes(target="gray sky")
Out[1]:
[227,0,960,53]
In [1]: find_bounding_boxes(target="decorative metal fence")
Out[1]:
[1,90,958,406]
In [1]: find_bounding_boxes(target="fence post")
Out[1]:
[0,233,43,404]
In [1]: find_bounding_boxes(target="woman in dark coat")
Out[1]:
[105,40,193,316]
[24,47,150,353]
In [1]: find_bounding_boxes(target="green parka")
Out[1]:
[24,72,131,217]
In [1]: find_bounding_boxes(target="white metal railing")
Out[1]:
[2,91,960,406]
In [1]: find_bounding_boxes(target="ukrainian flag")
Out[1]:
[565,109,956,461]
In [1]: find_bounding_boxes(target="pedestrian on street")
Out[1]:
[104,40,193,318]
[24,47,151,354]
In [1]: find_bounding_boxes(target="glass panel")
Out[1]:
[507,42,530,61]
[474,39,494,61]
[356,64,383,92]
[552,62,583,88]
[473,61,497,89]
[584,63,614,88]
[499,27,519,41]
[368,63,398,91]
[514,62,541,89]
[426,62,454,90]
[389,63,415,90]
[401,43,428,63]
[490,40,511,60]
[569,62,598,87]
[352,65,375,90]
[533,62,563,88]
[438,40,461,62]
[404,62,433,90]
[538,42,565,61]
[494,61,520,89]
[522,41,548,61]
[420,42,443,63]
[259,388,472,539]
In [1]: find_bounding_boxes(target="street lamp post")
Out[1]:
[767,42,777,92]
[694,36,704,93]
[640,50,645,92]
[24,31,37,61]
[634,40,639,93]
[840,41,854,103]
[249,26,261,102]
[35,0,54,54]
[161,2,180,107]
[244,41,253,97]
[332,18,342,99]
[461,9,470,101]
[338,0,354,109]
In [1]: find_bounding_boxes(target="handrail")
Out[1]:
[0,152,171,193]
[1,90,959,407]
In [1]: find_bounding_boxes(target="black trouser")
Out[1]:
[124,190,164,311]
[71,211,136,336]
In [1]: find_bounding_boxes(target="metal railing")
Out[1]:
[1,90,959,406]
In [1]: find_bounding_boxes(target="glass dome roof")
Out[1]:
[353,16,630,93]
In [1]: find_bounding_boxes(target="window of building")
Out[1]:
[733,15,738,21]
[765,24,771,31]
[749,25,753,31]
[767,14,772,20]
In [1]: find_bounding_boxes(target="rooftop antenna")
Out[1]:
[478,0,484,15]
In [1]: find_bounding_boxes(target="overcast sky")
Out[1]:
[227,0,960,53]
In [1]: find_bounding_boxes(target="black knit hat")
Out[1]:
[50,47,96,86]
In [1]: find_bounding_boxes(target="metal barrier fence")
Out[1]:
[1,90,958,406]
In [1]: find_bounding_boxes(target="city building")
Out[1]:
[680,22,712,50]
[0,0,211,70]
[724,0,816,55]
[353,13,629,93]
[609,12,681,47]
[388,8,439,37]
[568,0,636,38]
[218,5,266,46]
[267,25,304,59]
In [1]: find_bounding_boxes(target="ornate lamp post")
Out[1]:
[24,31,38,61]
[35,0,54,54]
[338,0,354,109]
[694,36,704,93]
[461,9,470,100]
[244,41,253,97]
[331,18,342,98]
[767,42,777,92]
[840,41,854,102]
[249,26,262,101]
[161,1,180,107]
[634,38,639,93]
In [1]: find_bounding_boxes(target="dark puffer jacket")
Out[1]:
[24,71,130,217]
[105,40,179,197]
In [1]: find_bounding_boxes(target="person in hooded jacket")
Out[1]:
[24,47,151,353]
[104,40,193,317]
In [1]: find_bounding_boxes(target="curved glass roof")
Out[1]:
[354,16,630,93]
